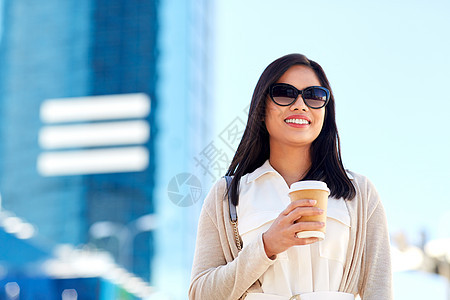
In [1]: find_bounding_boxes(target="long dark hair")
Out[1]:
[225,53,356,205]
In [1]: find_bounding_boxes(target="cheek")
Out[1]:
[313,109,326,131]
[265,101,283,120]
[264,103,282,134]
[265,106,275,120]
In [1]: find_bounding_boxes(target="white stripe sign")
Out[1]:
[37,94,151,176]
[40,93,150,123]
[39,120,150,149]
[37,147,149,176]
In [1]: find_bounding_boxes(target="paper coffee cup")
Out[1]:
[288,180,330,240]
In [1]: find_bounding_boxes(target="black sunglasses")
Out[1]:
[269,83,330,109]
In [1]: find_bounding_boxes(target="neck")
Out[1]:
[269,143,312,188]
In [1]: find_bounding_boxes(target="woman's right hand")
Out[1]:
[262,199,325,259]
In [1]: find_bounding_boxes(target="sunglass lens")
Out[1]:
[303,88,328,108]
[271,85,297,105]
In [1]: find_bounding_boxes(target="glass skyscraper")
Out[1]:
[0,0,158,282]
[0,0,214,298]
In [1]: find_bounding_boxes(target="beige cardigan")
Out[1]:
[189,171,393,299]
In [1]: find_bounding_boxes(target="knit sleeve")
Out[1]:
[359,180,393,299]
[188,180,275,300]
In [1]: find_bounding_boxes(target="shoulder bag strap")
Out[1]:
[224,175,242,251]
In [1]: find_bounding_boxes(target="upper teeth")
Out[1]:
[285,119,309,125]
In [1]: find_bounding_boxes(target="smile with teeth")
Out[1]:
[285,119,310,125]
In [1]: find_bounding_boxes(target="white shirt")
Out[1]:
[237,159,352,297]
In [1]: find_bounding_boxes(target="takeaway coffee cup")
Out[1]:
[288,180,330,240]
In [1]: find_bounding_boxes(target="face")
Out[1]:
[264,65,326,149]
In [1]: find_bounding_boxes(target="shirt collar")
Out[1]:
[346,171,354,180]
[246,159,278,184]
[246,159,354,183]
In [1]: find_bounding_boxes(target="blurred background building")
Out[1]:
[0,0,158,281]
[0,0,214,298]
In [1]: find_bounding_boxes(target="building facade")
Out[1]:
[0,0,214,298]
[0,0,158,281]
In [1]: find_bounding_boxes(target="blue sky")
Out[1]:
[213,0,450,298]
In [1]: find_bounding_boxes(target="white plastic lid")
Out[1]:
[289,180,330,194]
[296,230,325,240]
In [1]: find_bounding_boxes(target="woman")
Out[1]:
[189,54,392,300]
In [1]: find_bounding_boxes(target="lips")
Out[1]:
[284,115,311,125]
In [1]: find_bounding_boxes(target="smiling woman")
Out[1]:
[189,54,393,300]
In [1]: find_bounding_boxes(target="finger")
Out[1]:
[285,207,323,224]
[282,199,316,216]
[291,221,325,233]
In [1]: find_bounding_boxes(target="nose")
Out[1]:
[290,95,309,111]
